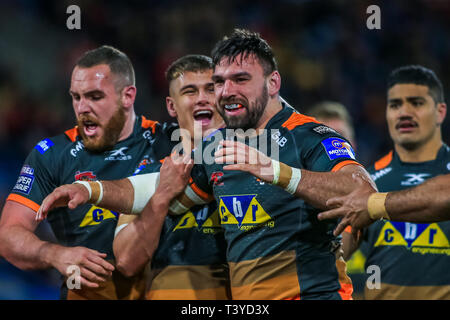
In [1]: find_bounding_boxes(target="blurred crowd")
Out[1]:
[0,0,449,299]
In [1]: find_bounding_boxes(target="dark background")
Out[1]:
[0,0,449,299]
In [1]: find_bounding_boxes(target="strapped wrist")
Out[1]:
[367,192,390,220]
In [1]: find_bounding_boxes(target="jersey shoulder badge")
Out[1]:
[321,137,356,160]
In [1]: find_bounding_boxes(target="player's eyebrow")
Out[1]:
[212,72,251,82]
[179,84,198,92]
[388,98,403,104]
[406,96,426,102]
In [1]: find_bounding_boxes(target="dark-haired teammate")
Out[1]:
[325,65,450,299]
[0,46,174,299]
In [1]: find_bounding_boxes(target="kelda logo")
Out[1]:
[210,171,224,186]
[74,171,97,181]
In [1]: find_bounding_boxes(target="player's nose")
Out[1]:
[76,97,92,114]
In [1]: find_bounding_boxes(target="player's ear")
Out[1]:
[436,102,447,126]
[267,70,281,97]
[121,85,137,109]
[166,97,177,118]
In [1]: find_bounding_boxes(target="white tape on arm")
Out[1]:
[73,181,92,200]
[127,172,160,214]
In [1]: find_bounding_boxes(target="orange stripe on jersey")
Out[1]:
[281,112,319,131]
[141,116,159,134]
[338,283,353,300]
[331,160,362,172]
[189,182,214,202]
[7,194,40,212]
[374,151,393,171]
[64,127,79,142]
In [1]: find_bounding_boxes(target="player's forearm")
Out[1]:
[93,179,134,213]
[385,175,450,222]
[296,165,373,210]
[113,192,170,277]
[0,225,59,270]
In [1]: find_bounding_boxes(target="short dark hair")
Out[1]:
[76,45,135,91]
[211,28,278,76]
[165,54,213,83]
[387,65,444,103]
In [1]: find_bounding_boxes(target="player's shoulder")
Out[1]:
[277,107,339,139]
[368,150,394,178]
[34,128,80,155]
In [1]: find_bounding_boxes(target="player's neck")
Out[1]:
[118,111,136,142]
[395,132,443,163]
[255,97,283,133]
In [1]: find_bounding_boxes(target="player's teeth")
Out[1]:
[195,111,212,116]
[225,104,239,110]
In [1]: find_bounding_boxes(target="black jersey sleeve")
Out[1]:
[8,138,59,212]
[292,123,361,172]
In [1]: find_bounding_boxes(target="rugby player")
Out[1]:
[37,55,230,300]
[0,46,175,299]
[39,29,374,299]
[321,66,450,299]
[113,55,230,299]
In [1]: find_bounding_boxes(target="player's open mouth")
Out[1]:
[193,109,213,126]
[83,120,99,137]
[224,103,245,115]
[396,120,418,133]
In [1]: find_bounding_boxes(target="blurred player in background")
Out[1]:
[332,65,450,299]
[307,101,355,147]
[0,45,175,299]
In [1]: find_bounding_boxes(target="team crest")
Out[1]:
[74,171,97,181]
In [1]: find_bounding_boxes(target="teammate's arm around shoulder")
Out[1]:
[113,153,193,277]
[36,173,161,221]
[214,140,375,210]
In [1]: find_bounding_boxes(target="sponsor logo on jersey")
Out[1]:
[70,141,84,157]
[374,221,450,255]
[321,137,356,160]
[105,147,132,161]
[133,156,153,175]
[371,167,392,182]
[79,205,119,227]
[143,130,157,145]
[400,173,431,186]
[12,165,35,195]
[210,171,224,186]
[271,130,287,147]
[34,139,54,154]
[74,171,97,181]
[313,125,337,135]
[218,195,273,231]
[173,206,221,234]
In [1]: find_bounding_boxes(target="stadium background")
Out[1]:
[0,0,449,299]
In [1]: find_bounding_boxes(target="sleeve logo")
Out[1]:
[13,165,35,195]
[321,137,356,160]
[34,139,54,154]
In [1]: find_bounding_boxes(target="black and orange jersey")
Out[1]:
[362,146,450,299]
[135,162,230,300]
[188,102,359,299]
[7,116,175,299]
[147,202,230,300]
